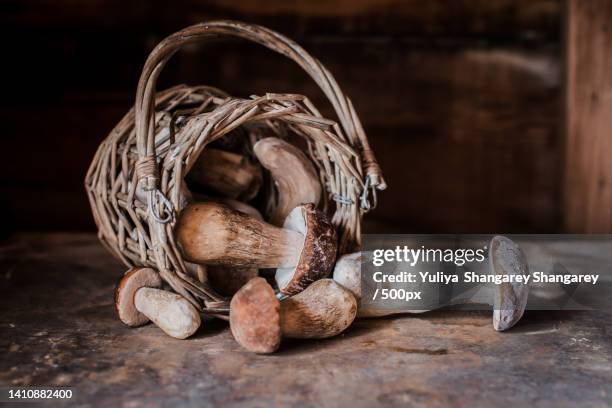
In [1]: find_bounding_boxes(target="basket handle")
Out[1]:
[134,20,386,196]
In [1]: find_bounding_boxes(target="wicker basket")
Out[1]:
[85,20,386,313]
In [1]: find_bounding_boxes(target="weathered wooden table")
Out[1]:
[1,234,611,407]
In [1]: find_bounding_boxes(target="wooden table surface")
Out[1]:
[1,233,611,407]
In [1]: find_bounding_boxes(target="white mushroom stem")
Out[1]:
[177,202,304,268]
[447,285,499,305]
[133,287,201,339]
[332,252,421,317]
[198,199,262,296]
[253,138,321,226]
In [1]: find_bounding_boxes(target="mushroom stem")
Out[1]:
[187,148,262,201]
[133,287,201,339]
[332,252,421,317]
[177,202,304,268]
[253,138,321,226]
[280,279,357,339]
[199,200,263,296]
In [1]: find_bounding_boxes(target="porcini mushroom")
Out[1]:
[228,277,281,354]
[115,267,201,339]
[253,138,321,226]
[187,148,262,201]
[280,278,358,339]
[203,200,262,296]
[333,235,531,331]
[229,277,357,354]
[488,235,530,331]
[176,202,337,296]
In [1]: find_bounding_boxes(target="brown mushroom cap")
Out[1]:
[115,267,162,327]
[490,235,530,331]
[230,277,281,354]
[275,203,337,296]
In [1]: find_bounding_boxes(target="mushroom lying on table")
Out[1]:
[115,267,201,339]
[229,277,357,354]
[176,202,337,296]
[333,236,530,331]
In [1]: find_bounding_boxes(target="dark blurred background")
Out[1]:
[1,0,606,237]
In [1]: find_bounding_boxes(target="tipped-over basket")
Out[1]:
[85,20,386,313]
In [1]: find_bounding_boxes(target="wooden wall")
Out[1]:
[0,0,562,235]
[565,0,612,233]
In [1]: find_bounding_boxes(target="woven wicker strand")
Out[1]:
[85,21,386,312]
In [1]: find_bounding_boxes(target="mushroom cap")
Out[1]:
[115,267,162,327]
[490,235,530,331]
[230,277,281,354]
[275,204,337,295]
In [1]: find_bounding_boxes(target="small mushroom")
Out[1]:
[176,202,337,296]
[115,267,201,339]
[253,138,321,226]
[333,235,530,330]
[230,277,357,354]
[187,148,262,201]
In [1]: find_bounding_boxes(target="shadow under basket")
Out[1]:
[85,20,386,314]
